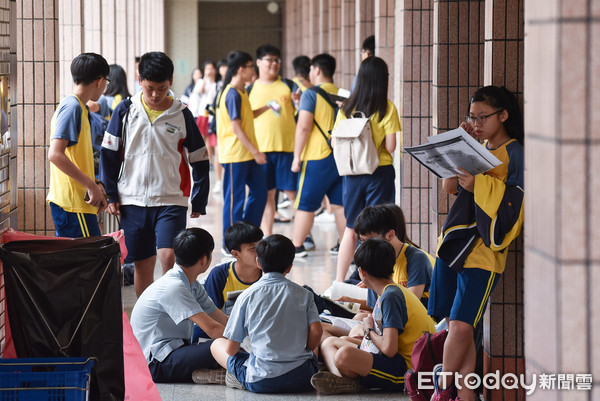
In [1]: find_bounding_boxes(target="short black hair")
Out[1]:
[256,234,295,274]
[292,55,311,78]
[362,35,375,56]
[354,238,394,279]
[70,53,110,85]
[227,50,253,78]
[173,228,214,268]
[311,53,336,79]
[224,221,264,252]
[138,51,174,83]
[354,205,397,237]
[256,44,281,60]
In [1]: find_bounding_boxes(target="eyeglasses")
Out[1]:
[261,57,281,64]
[104,76,111,84]
[243,63,255,69]
[465,109,503,125]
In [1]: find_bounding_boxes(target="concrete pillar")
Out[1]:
[524,0,600,400]
[396,0,434,250]
[481,1,525,400]
[17,0,60,235]
[431,0,485,250]
[340,0,356,90]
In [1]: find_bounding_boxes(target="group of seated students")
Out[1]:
[130,203,437,394]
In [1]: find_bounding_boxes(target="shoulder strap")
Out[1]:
[307,85,338,150]
[282,78,295,92]
[308,85,338,111]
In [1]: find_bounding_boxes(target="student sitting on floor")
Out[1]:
[342,204,434,308]
[210,234,323,393]
[312,239,436,394]
[192,221,263,341]
[204,221,263,313]
[130,228,229,383]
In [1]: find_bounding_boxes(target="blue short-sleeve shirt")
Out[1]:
[51,95,85,146]
[225,88,243,121]
[130,265,217,363]
[224,272,320,383]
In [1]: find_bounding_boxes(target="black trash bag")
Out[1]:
[0,236,124,401]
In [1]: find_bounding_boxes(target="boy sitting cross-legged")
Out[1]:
[130,228,229,384]
[312,238,436,394]
[210,234,323,393]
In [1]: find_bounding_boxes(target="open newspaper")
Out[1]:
[405,127,502,178]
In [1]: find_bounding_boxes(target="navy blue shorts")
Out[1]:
[295,154,343,212]
[120,205,187,262]
[342,165,396,228]
[148,341,219,383]
[427,258,501,327]
[358,352,407,391]
[227,351,318,393]
[262,152,297,191]
[49,202,101,238]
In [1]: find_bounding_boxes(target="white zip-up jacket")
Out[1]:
[99,92,210,214]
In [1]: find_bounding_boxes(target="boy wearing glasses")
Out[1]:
[100,51,210,297]
[248,44,298,236]
[47,53,110,238]
[216,50,269,252]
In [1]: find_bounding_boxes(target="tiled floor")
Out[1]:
[122,177,410,400]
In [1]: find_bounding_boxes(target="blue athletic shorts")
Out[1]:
[262,152,297,191]
[295,154,343,212]
[49,202,101,238]
[427,258,501,327]
[343,165,396,228]
[358,352,407,391]
[120,205,187,262]
[227,351,318,393]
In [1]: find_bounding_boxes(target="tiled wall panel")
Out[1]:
[524,0,599,399]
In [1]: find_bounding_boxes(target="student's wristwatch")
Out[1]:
[364,328,374,339]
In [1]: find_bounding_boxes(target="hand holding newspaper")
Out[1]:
[404,127,502,178]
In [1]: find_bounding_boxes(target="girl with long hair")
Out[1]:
[334,57,401,283]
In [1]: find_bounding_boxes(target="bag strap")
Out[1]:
[426,331,445,365]
[308,85,339,111]
[307,86,338,150]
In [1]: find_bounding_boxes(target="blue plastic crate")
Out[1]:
[0,357,95,401]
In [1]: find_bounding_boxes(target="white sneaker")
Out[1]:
[213,180,222,194]
[277,194,291,208]
[315,211,335,223]
[303,235,315,251]
[192,368,226,384]
[225,371,245,390]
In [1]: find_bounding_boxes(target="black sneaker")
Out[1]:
[329,242,340,255]
[295,245,307,257]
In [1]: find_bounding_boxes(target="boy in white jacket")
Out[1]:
[100,51,210,297]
